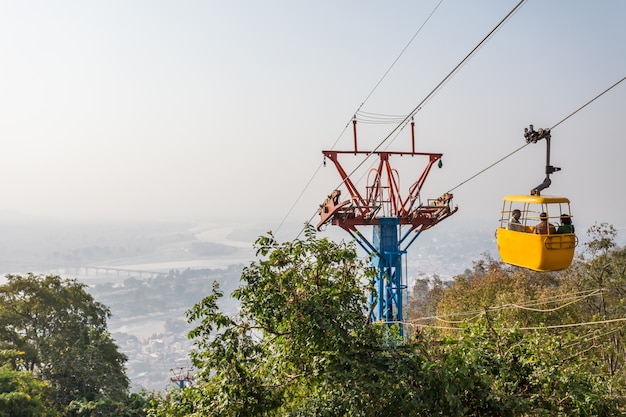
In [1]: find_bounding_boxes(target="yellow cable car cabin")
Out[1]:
[496,195,577,272]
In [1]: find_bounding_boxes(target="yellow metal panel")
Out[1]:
[496,227,576,272]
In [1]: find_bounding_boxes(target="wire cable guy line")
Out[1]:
[446,142,530,193]
[322,0,526,215]
[274,0,445,235]
[353,0,446,123]
[408,316,626,332]
[516,317,626,331]
[279,0,527,237]
[374,0,527,152]
[405,287,626,333]
[409,288,606,324]
[446,74,626,194]
[550,75,626,130]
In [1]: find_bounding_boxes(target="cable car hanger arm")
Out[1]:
[524,125,561,196]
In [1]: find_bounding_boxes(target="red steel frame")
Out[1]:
[317,121,457,234]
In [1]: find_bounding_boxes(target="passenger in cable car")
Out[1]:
[507,209,525,231]
[556,214,575,234]
[534,212,556,234]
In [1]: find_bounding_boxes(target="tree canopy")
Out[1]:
[0,349,52,417]
[0,273,142,415]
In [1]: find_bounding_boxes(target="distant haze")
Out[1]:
[0,1,624,242]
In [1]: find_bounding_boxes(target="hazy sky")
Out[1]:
[1,1,625,241]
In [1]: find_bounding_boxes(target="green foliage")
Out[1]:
[439,319,619,416]
[65,392,150,417]
[584,222,618,258]
[149,224,626,416]
[146,387,197,417]
[563,223,626,385]
[182,225,381,415]
[0,360,54,417]
[151,226,473,415]
[408,274,449,326]
[0,274,131,414]
[424,224,626,414]
[436,257,563,328]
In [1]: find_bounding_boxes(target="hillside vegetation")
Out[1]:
[149,222,626,416]
[3,222,626,416]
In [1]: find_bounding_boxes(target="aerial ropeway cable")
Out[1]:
[441,76,625,272]
[274,0,446,235]
[446,75,626,195]
[276,0,527,236]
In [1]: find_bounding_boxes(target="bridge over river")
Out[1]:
[56,266,164,279]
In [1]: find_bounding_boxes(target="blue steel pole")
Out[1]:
[370,217,406,338]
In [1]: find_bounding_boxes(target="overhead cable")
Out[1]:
[301,0,527,235]
[372,0,527,153]
[445,74,626,194]
[410,288,606,323]
[274,1,446,234]
[551,75,626,130]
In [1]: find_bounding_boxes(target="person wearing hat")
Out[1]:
[534,212,556,234]
[556,214,575,234]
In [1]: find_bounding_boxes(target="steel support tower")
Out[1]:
[170,366,194,389]
[317,119,458,338]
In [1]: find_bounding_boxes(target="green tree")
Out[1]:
[438,319,619,416]
[150,226,473,416]
[0,274,129,411]
[0,349,54,417]
[560,223,626,387]
[408,274,448,322]
[436,256,562,328]
[430,224,626,410]
[65,392,150,417]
